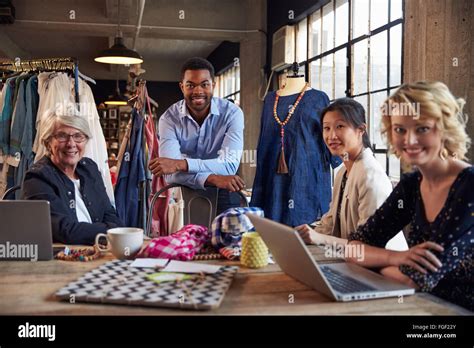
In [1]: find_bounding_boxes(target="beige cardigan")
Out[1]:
[314,148,393,241]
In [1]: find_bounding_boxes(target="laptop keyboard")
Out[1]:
[320,266,377,294]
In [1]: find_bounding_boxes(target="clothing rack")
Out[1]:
[0,57,80,107]
[0,57,77,73]
[128,80,158,110]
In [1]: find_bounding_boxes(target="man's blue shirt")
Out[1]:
[158,97,244,189]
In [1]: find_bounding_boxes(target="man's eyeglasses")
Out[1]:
[183,81,212,90]
[53,132,88,143]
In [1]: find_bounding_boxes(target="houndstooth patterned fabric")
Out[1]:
[55,259,238,310]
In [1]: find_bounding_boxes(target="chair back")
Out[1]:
[181,186,219,230]
[1,185,21,200]
[146,184,249,237]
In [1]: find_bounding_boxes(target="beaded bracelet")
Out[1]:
[55,245,102,262]
[192,253,224,261]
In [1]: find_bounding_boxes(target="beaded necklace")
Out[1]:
[272,82,309,174]
[55,245,102,262]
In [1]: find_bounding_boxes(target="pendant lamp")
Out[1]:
[95,0,143,65]
[105,69,128,106]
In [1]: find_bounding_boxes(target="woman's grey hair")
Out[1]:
[40,110,92,155]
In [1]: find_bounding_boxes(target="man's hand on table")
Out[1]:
[149,157,188,176]
[206,174,245,192]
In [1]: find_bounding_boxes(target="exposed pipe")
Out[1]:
[132,0,145,50]
[14,19,263,34]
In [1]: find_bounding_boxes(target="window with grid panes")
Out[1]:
[215,65,241,107]
[291,0,403,181]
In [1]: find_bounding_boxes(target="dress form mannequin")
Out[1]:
[251,63,341,226]
[278,62,309,96]
[279,76,307,96]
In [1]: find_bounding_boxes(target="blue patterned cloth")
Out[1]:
[211,207,264,249]
[250,89,341,227]
[114,109,146,228]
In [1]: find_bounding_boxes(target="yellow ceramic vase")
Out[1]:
[241,232,268,268]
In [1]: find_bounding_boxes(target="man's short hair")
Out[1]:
[181,57,215,81]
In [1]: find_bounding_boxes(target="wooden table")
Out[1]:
[0,245,469,315]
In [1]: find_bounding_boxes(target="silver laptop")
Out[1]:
[247,214,415,302]
[0,200,53,261]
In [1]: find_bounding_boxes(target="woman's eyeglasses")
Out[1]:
[53,132,88,143]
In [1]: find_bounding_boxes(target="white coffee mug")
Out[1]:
[95,227,144,260]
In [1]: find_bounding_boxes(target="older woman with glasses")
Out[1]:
[21,111,123,245]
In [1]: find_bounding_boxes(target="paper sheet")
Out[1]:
[161,260,221,274]
[129,258,169,268]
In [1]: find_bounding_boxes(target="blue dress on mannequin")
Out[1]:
[251,89,341,227]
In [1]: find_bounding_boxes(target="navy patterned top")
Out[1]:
[251,89,341,226]
[349,166,473,311]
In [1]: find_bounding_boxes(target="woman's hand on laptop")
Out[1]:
[388,241,444,274]
[295,224,323,245]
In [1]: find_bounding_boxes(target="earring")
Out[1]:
[391,147,401,158]
[439,147,449,161]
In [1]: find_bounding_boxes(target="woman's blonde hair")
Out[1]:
[40,110,92,156]
[380,81,470,160]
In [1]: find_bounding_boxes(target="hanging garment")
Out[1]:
[33,72,72,160]
[14,75,39,197]
[114,109,146,227]
[9,74,31,143]
[0,84,4,113]
[250,89,342,227]
[75,78,115,207]
[143,96,170,237]
[0,77,16,197]
[116,117,132,176]
[8,77,28,197]
[9,78,27,158]
[2,75,33,193]
[0,77,16,155]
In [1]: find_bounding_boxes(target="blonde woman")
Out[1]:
[346,81,472,310]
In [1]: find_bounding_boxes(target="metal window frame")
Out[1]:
[299,0,404,178]
[215,65,240,100]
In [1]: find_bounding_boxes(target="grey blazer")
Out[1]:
[314,148,393,240]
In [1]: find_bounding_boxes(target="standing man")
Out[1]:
[149,57,245,213]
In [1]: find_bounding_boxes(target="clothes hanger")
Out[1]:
[288,62,304,78]
[78,69,96,85]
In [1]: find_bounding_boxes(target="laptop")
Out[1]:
[246,214,415,302]
[0,200,53,261]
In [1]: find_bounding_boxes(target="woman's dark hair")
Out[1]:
[320,98,372,149]
[181,57,215,81]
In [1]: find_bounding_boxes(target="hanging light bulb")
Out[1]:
[95,0,143,65]
[104,90,128,105]
[105,68,128,106]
